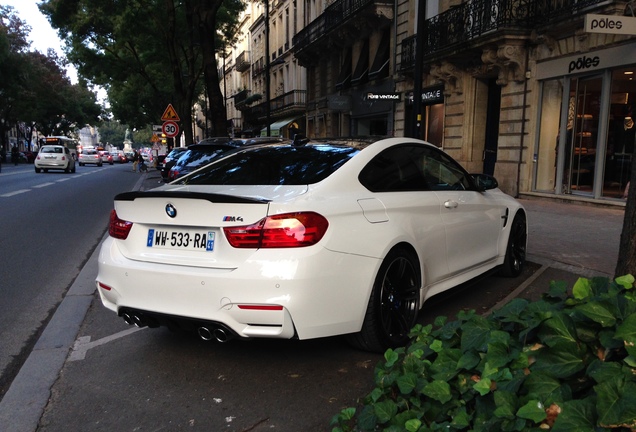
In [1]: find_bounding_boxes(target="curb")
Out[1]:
[0,172,148,432]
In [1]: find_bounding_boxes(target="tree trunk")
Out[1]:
[615,152,636,277]
[198,0,228,138]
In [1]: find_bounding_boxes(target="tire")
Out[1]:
[347,247,421,353]
[79,163,84,166]
[499,211,527,277]
[35,167,41,173]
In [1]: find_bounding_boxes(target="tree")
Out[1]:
[615,156,636,277]
[194,0,243,137]
[0,5,31,159]
[97,121,129,148]
[0,6,100,155]
[39,0,245,144]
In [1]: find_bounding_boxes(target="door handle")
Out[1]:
[444,200,458,209]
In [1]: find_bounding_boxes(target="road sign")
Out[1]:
[151,134,160,143]
[162,121,179,138]
[161,104,180,121]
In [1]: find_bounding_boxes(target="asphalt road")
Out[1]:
[0,162,140,399]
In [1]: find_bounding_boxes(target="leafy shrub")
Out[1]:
[331,275,636,431]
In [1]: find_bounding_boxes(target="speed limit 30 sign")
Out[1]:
[162,120,179,138]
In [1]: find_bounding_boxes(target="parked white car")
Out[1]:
[34,145,76,173]
[96,137,527,352]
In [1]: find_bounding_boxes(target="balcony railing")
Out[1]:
[236,51,250,72]
[400,0,610,70]
[252,57,265,78]
[233,89,249,105]
[293,0,393,55]
[242,90,307,121]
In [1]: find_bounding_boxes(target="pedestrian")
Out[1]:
[11,145,19,166]
[132,151,139,172]
[137,152,144,173]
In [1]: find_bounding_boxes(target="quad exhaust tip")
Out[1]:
[198,326,232,343]
[121,312,147,328]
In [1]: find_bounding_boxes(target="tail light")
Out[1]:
[224,212,328,248]
[109,209,133,239]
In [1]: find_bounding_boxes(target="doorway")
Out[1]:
[483,78,501,176]
[563,76,602,195]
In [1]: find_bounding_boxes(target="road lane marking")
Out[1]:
[1,189,31,197]
[68,327,146,361]
[33,182,55,188]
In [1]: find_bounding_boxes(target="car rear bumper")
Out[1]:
[96,236,380,341]
[35,161,69,169]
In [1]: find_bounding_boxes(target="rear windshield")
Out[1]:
[176,144,359,185]
[174,146,232,169]
[41,146,63,154]
[83,150,97,155]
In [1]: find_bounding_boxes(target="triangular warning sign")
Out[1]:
[161,104,180,121]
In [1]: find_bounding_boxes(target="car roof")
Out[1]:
[196,137,232,145]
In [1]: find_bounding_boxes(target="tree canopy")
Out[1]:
[0,5,101,154]
[39,0,246,145]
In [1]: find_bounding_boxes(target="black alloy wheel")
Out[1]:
[348,247,420,352]
[500,212,527,277]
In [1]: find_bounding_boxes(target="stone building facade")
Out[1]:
[219,0,635,203]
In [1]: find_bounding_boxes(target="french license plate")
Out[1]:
[147,229,215,251]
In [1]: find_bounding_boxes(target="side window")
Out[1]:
[359,144,474,192]
[359,145,430,192]
[422,150,472,191]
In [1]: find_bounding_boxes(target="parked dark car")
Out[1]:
[159,147,187,181]
[20,151,36,163]
[166,137,284,182]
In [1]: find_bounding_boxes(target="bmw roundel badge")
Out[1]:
[165,203,177,218]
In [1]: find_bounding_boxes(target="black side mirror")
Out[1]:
[471,174,499,191]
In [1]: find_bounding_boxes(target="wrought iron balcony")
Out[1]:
[400,0,611,71]
[236,51,250,72]
[252,57,265,78]
[293,0,393,66]
[233,89,249,105]
[242,90,307,122]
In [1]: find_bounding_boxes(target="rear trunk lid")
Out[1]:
[112,186,307,268]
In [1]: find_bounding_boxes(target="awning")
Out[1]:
[335,49,352,90]
[369,31,390,81]
[351,39,369,86]
[260,117,299,137]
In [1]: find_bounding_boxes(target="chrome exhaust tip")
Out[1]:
[122,312,134,326]
[197,326,214,341]
[132,313,146,328]
[213,328,230,343]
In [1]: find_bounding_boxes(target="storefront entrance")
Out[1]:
[534,44,635,202]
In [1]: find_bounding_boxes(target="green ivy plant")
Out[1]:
[331,275,636,431]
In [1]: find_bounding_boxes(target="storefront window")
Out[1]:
[565,75,602,195]
[603,68,635,199]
